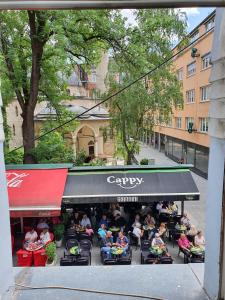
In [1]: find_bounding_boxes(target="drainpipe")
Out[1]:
[0,80,14,296]
[203,8,225,300]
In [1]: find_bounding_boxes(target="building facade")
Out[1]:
[6,53,115,162]
[150,11,216,178]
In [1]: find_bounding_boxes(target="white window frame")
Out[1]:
[187,61,196,76]
[177,68,183,81]
[200,85,211,102]
[205,18,215,32]
[186,117,194,130]
[186,89,195,103]
[202,52,211,70]
[175,117,182,129]
[199,117,209,132]
[190,31,199,43]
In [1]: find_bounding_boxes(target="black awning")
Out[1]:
[63,167,200,204]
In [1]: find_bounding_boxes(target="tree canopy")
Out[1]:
[106,9,187,164]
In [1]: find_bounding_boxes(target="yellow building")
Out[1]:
[149,11,215,178]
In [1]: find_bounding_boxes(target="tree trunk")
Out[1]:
[22,105,36,164]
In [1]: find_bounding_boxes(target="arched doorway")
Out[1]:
[88,141,95,157]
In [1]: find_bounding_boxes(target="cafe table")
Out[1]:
[109,227,120,233]
[110,247,124,258]
[190,246,205,257]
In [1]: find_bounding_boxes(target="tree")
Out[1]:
[0,10,128,163]
[107,9,187,164]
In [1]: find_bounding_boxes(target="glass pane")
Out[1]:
[196,149,209,174]
[187,146,195,165]
[172,142,183,160]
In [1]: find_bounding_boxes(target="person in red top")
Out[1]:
[178,233,191,257]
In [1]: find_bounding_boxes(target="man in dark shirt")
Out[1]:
[101,231,113,258]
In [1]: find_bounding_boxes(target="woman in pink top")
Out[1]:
[85,224,94,236]
[178,233,191,252]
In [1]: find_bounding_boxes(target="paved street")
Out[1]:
[136,143,207,232]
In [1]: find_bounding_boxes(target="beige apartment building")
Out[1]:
[145,11,215,178]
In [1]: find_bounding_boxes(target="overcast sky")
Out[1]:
[121,7,215,32]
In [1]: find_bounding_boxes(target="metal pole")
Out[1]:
[0,80,14,297]
[0,0,224,10]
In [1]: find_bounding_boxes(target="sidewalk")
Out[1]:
[136,143,207,231]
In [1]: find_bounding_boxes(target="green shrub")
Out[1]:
[53,224,65,241]
[140,158,149,165]
[45,242,56,263]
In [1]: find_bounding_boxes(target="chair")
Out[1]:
[140,240,155,264]
[178,246,191,263]
[171,230,182,248]
[79,232,92,242]
[16,249,33,267]
[159,213,170,223]
[159,256,173,264]
[79,239,92,265]
[66,229,79,241]
[33,249,47,266]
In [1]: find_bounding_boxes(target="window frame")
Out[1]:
[199,117,209,133]
[200,85,211,102]
[186,117,194,130]
[187,61,196,77]
[175,117,182,129]
[201,52,211,70]
[186,89,195,103]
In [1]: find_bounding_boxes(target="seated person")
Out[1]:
[132,222,143,246]
[187,225,198,237]
[156,202,163,214]
[80,214,91,228]
[25,226,38,244]
[151,233,165,248]
[168,201,178,215]
[158,223,166,237]
[181,213,191,229]
[132,214,141,228]
[101,231,114,258]
[98,214,109,228]
[194,231,205,249]
[178,233,191,255]
[160,204,169,214]
[73,212,80,225]
[144,213,155,227]
[115,213,126,229]
[85,224,94,237]
[116,231,129,256]
[40,226,51,245]
[98,224,107,239]
[37,218,48,230]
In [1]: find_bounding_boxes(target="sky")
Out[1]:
[121,7,215,33]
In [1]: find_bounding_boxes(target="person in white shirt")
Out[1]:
[132,223,143,246]
[80,214,91,228]
[37,218,49,230]
[194,231,205,249]
[181,213,191,229]
[25,227,38,244]
[151,233,165,247]
[40,227,51,245]
[156,202,163,214]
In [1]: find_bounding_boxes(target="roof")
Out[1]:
[34,103,110,121]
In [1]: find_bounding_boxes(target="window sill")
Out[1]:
[186,102,195,104]
[201,66,211,72]
[186,73,196,78]
[200,100,210,103]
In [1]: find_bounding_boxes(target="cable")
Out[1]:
[15,283,165,300]
[9,27,213,153]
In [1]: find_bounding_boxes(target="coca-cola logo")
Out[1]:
[6,172,29,187]
[107,175,144,190]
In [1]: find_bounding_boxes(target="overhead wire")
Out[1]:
[15,283,165,300]
[9,27,213,153]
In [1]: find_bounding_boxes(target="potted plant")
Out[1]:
[45,242,57,266]
[53,224,65,248]
[140,158,149,165]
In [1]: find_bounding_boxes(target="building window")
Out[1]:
[91,71,97,83]
[190,31,199,44]
[186,89,195,103]
[177,68,183,81]
[199,118,209,132]
[202,53,211,70]
[186,117,194,130]
[12,124,16,136]
[205,18,215,32]
[15,106,19,117]
[187,62,196,76]
[200,85,211,101]
[175,117,182,129]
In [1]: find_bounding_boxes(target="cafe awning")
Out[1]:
[63,166,200,204]
[6,166,69,217]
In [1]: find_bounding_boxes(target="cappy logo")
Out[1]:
[107,175,144,189]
